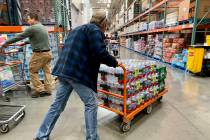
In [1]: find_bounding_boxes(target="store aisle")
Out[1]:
[1,47,210,140]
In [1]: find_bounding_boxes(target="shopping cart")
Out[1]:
[0,43,28,101]
[0,44,26,133]
[98,63,168,132]
[108,40,120,58]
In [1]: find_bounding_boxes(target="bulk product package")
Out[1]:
[153,34,163,59]
[98,59,167,113]
[163,36,186,63]
[146,35,155,56]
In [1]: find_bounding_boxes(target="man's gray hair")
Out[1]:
[90,11,108,27]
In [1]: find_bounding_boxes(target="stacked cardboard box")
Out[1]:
[142,0,150,11]
[0,0,9,25]
[166,11,178,26]
[178,0,210,22]
[20,0,55,24]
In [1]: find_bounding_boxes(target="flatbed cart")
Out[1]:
[98,64,168,132]
[0,104,25,133]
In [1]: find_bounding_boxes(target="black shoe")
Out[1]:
[31,92,40,98]
[40,91,52,97]
[33,138,49,140]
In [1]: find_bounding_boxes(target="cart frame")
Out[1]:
[108,41,120,58]
[0,104,25,133]
[98,64,168,132]
[0,43,28,101]
[0,44,26,133]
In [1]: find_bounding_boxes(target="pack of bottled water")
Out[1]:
[98,59,167,113]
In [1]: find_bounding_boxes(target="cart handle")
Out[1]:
[0,43,26,47]
[118,63,127,116]
[98,63,128,116]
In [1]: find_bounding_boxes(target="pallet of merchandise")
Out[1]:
[98,59,168,132]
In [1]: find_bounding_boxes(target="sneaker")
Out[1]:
[40,91,52,97]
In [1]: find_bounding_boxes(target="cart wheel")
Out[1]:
[4,97,10,102]
[120,122,131,132]
[158,96,163,103]
[145,104,153,114]
[0,124,9,133]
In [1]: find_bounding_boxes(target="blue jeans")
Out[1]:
[36,78,99,140]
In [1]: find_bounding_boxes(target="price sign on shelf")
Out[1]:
[136,81,141,90]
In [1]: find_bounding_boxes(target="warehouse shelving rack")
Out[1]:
[116,0,210,44]
[112,0,210,71]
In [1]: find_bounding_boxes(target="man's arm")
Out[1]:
[4,27,32,46]
[88,30,118,67]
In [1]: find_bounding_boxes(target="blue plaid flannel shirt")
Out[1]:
[52,23,118,92]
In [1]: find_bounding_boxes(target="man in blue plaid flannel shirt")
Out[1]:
[34,12,120,140]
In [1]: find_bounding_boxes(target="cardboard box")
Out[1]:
[142,0,150,11]
[178,0,190,21]
[178,0,210,21]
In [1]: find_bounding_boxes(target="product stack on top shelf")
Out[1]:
[166,11,178,27]
[179,0,210,22]
[20,0,55,25]
[0,0,9,25]
[125,0,142,23]
[148,20,164,30]
[98,59,167,113]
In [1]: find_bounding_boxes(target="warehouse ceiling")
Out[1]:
[90,0,123,19]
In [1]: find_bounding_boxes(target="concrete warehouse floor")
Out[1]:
[1,47,210,140]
